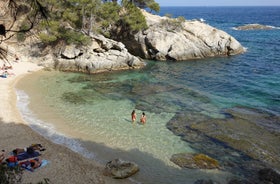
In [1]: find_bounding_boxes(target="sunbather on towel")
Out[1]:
[20,158,42,172]
[30,158,42,170]
[13,144,45,156]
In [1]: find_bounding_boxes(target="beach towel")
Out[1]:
[20,159,49,172]
[16,151,41,161]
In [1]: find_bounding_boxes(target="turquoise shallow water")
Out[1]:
[16,6,280,184]
[16,69,233,183]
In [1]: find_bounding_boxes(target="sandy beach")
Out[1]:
[0,60,130,184]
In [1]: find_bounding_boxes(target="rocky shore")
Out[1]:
[23,34,145,74]
[15,10,246,74]
[113,10,245,61]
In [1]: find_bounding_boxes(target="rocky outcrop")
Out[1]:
[234,24,275,30]
[104,159,139,179]
[115,10,245,61]
[33,34,145,74]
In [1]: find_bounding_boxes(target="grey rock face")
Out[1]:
[123,10,245,61]
[39,34,145,74]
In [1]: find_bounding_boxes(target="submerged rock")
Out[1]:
[167,106,280,181]
[104,159,139,179]
[192,107,280,170]
[170,153,220,169]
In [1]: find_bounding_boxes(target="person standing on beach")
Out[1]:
[131,110,136,123]
[140,112,146,125]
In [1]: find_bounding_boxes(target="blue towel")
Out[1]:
[40,159,48,167]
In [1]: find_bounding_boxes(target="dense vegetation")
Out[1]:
[0,0,159,60]
[36,0,159,44]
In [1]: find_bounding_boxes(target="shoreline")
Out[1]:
[0,61,129,184]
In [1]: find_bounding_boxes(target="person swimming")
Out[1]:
[140,112,146,125]
[131,110,136,123]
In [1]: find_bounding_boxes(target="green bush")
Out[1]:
[63,31,91,45]
[160,16,185,32]
[0,164,22,184]
[38,33,58,43]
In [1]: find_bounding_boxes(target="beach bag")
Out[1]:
[6,156,18,167]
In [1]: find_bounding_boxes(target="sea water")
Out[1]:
[16,7,280,184]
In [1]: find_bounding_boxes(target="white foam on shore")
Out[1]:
[16,89,96,160]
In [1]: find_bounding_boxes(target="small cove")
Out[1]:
[15,6,280,184]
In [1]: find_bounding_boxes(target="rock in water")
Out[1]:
[170,153,220,169]
[104,158,139,179]
[234,24,274,30]
[116,10,245,61]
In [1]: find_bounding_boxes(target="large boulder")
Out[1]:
[117,10,245,61]
[104,158,139,179]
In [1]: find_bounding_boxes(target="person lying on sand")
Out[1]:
[1,70,15,78]
[20,158,42,171]
[13,144,45,156]
[1,63,13,70]
[29,158,42,171]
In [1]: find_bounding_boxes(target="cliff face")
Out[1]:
[118,10,245,61]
